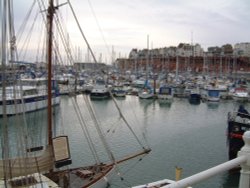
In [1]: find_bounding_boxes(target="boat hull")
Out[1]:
[138,90,154,99]
[189,93,201,104]
[231,87,249,102]
[232,95,249,102]
[45,164,115,188]
[132,179,175,188]
[0,94,60,116]
[90,85,111,100]
[227,112,250,160]
[90,92,111,100]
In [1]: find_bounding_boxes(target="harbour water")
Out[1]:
[1,94,247,188]
[96,95,242,188]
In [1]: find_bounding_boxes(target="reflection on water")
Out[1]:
[189,99,201,105]
[206,101,220,109]
[0,105,61,157]
[158,101,172,108]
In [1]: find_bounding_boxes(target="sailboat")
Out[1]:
[0,0,150,187]
[138,36,154,100]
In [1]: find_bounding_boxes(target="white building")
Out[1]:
[234,42,250,57]
[193,44,204,57]
[177,43,203,57]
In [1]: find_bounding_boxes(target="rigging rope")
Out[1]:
[83,94,117,163]
[16,0,36,45]
[54,12,75,64]
[35,17,45,63]
[19,8,40,60]
[67,0,98,64]
[87,0,111,56]
[110,92,147,149]
[70,96,101,165]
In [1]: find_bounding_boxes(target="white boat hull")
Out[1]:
[206,96,220,102]
[132,178,192,188]
[0,95,60,116]
[232,92,249,102]
[232,95,249,102]
[138,91,154,99]
[90,85,111,100]
[132,179,175,188]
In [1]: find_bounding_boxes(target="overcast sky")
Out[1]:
[13,0,250,63]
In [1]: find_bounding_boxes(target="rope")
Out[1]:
[54,12,75,65]
[36,0,48,63]
[83,95,141,181]
[109,91,147,150]
[87,0,111,57]
[1,0,38,181]
[19,8,40,60]
[106,117,122,135]
[70,95,101,165]
[109,155,150,188]
[67,0,98,64]
[35,16,45,63]
[83,94,117,163]
[16,0,36,44]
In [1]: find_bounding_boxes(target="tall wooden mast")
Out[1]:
[47,0,54,146]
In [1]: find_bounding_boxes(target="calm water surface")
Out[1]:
[63,95,244,188]
[1,95,247,188]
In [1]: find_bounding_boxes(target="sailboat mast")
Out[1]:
[146,35,149,80]
[47,0,54,146]
[1,0,7,119]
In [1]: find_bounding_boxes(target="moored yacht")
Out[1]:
[206,88,220,102]
[0,78,60,116]
[90,78,111,100]
[202,83,220,102]
[111,86,127,97]
[138,80,154,99]
[189,87,201,104]
[157,84,174,103]
[231,87,249,102]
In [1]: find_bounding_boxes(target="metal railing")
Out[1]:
[163,131,250,188]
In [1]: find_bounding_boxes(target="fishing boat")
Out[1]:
[0,78,60,116]
[0,0,150,187]
[227,108,250,160]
